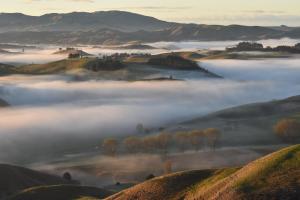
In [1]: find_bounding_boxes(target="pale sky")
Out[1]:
[1,0,300,26]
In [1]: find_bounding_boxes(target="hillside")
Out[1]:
[0,11,174,32]
[0,56,220,80]
[0,63,17,75]
[9,185,113,200]
[105,145,299,200]
[168,95,300,146]
[0,11,299,44]
[0,164,75,198]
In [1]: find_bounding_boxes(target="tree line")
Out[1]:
[102,128,221,157]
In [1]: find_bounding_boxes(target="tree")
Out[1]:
[204,128,221,150]
[63,172,72,181]
[175,132,189,152]
[156,132,172,156]
[123,136,142,154]
[163,160,172,174]
[189,130,205,152]
[143,135,158,153]
[102,138,119,156]
[274,119,300,141]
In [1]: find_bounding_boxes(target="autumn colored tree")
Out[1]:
[204,128,221,150]
[274,119,300,141]
[123,136,142,154]
[189,130,205,152]
[102,138,119,156]
[175,132,189,152]
[156,132,172,155]
[163,160,173,174]
[143,135,158,153]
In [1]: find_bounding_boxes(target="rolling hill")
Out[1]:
[9,185,113,200]
[105,144,300,200]
[168,95,300,146]
[0,164,75,198]
[0,56,220,80]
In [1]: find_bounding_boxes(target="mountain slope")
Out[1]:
[104,145,300,200]
[0,11,175,32]
[0,25,292,45]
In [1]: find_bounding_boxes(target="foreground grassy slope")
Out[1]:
[187,144,300,200]
[9,185,113,200]
[105,169,235,200]
[104,145,299,200]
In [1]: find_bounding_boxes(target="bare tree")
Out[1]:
[102,138,119,156]
[136,123,144,134]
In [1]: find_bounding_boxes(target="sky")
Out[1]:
[1,0,300,26]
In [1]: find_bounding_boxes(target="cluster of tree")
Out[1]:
[227,42,300,53]
[274,119,300,142]
[101,128,221,157]
[148,54,200,70]
[100,53,150,62]
[85,57,125,71]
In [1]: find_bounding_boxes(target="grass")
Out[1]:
[234,144,300,192]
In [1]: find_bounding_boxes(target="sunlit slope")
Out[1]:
[186,144,300,200]
[9,185,113,200]
[105,145,299,200]
[105,169,239,200]
[15,58,121,74]
[0,56,220,80]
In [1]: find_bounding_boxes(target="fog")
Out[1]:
[148,38,300,50]
[1,39,300,165]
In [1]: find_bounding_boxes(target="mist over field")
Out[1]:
[1,40,300,164]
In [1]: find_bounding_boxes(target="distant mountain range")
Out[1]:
[0,11,299,44]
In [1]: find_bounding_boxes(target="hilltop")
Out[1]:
[105,145,300,200]
[0,55,220,80]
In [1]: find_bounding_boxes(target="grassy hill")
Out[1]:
[9,185,113,200]
[105,145,299,200]
[168,95,300,146]
[0,164,75,198]
[0,56,221,80]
